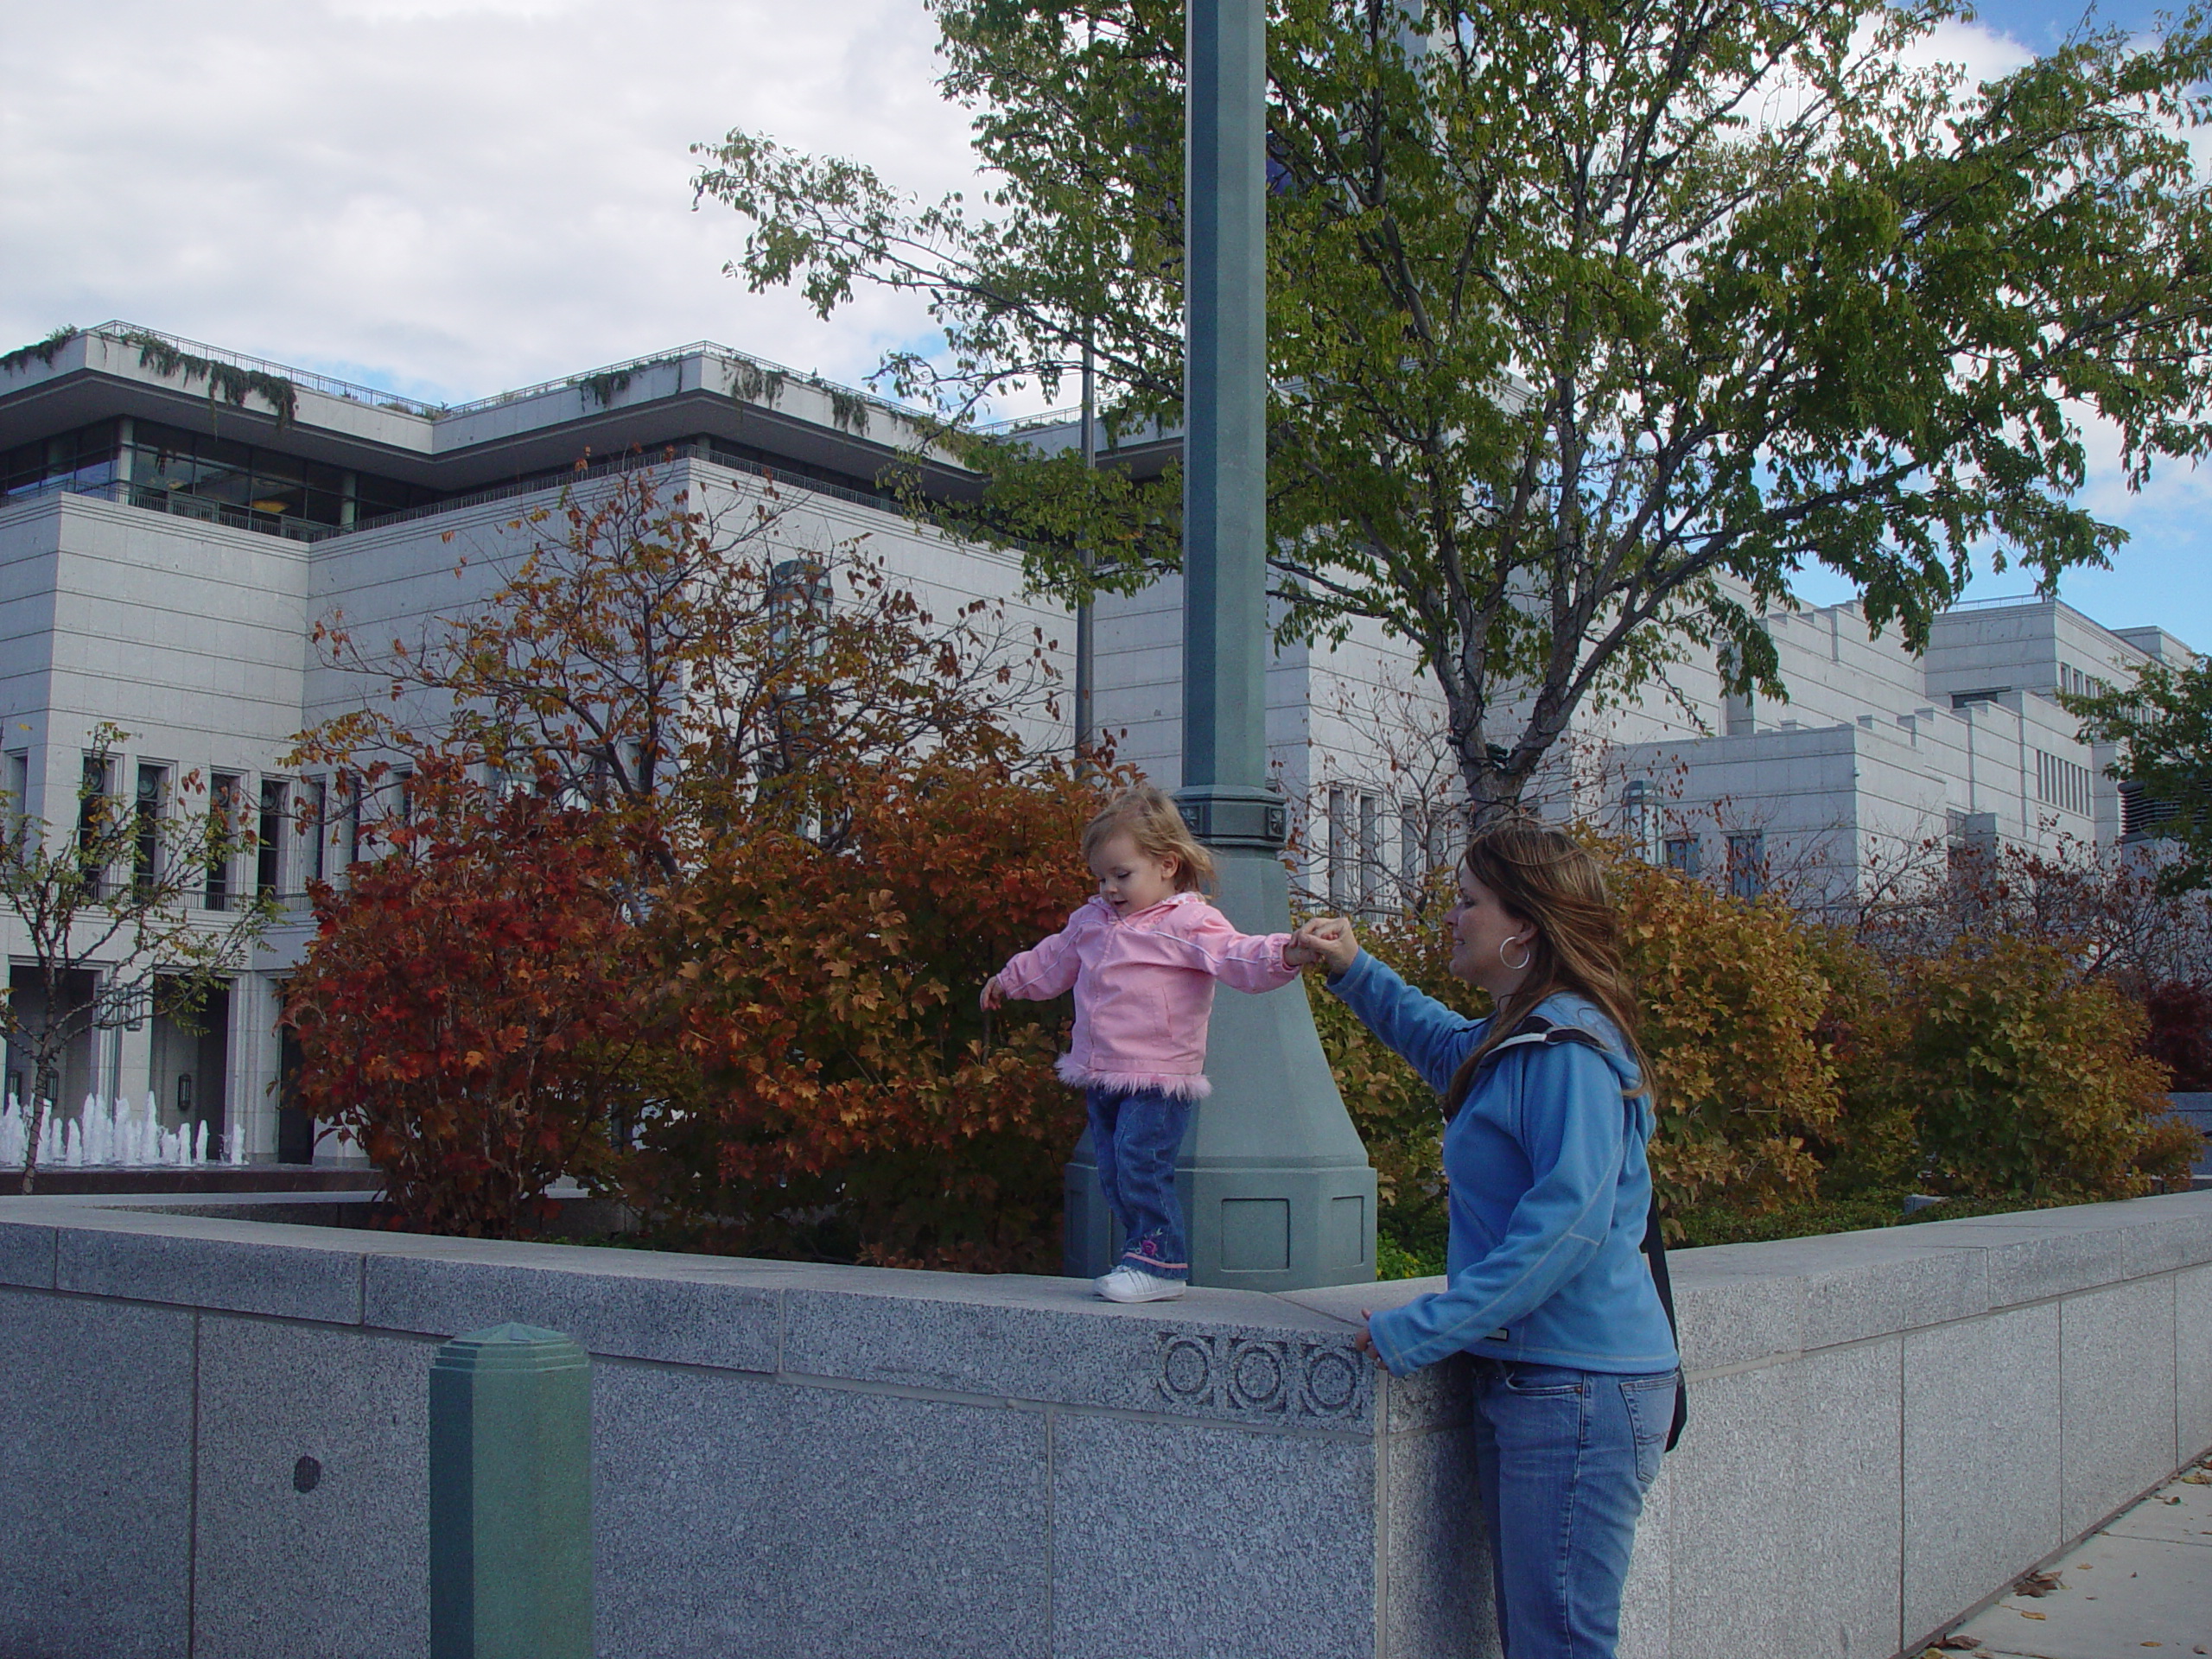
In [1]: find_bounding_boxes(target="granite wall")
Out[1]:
[1,1187,2208,1659]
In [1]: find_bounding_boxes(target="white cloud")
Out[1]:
[1897,16,2036,85]
[0,0,984,404]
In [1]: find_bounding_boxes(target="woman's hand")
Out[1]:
[979,975,1005,1012]
[1291,916,1359,975]
[1352,1309,1382,1364]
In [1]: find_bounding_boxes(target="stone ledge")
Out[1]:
[8,1188,2211,1378]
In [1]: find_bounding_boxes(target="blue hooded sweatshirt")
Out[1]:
[1329,950,1680,1377]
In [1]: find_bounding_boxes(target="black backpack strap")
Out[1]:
[1642,1194,1688,1452]
[1471,1014,1688,1451]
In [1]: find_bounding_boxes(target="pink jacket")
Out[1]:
[995,890,1300,1099]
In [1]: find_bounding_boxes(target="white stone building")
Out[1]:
[1,324,2192,1160]
[0,327,1076,1160]
[1559,594,2198,911]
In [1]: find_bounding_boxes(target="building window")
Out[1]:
[3,751,27,845]
[1623,780,1660,863]
[1726,832,1766,899]
[1326,786,1351,910]
[1358,792,1382,912]
[1662,835,1701,878]
[77,753,113,899]
[206,773,240,910]
[2,416,439,543]
[1322,787,1390,912]
[1,420,119,503]
[2036,748,2093,817]
[302,779,327,885]
[2120,780,2193,840]
[135,764,168,894]
[340,772,363,868]
[257,779,287,898]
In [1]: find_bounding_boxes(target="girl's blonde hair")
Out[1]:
[1082,785,1216,893]
[1443,817,1656,1115]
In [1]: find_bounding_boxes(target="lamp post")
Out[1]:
[1064,0,1376,1293]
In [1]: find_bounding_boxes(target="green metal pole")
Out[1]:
[1065,0,1376,1293]
[429,1324,594,1659]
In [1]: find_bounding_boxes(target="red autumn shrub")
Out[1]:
[283,785,655,1236]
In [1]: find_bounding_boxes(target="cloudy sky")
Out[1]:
[2,0,2204,645]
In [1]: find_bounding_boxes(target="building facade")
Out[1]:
[1,324,2193,1160]
[0,327,1066,1160]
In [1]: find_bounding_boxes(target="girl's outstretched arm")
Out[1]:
[1169,905,1301,992]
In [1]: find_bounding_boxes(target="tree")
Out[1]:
[0,724,270,1192]
[2067,657,2212,893]
[696,0,2212,820]
[289,461,1059,880]
[285,461,1103,1260]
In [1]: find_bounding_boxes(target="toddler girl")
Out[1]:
[982,785,1319,1301]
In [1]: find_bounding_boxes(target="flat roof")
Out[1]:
[0,322,986,504]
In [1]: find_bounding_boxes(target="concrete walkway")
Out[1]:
[1936,1454,2212,1658]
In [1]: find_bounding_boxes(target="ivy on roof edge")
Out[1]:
[0,327,80,377]
[727,359,786,406]
[117,329,298,429]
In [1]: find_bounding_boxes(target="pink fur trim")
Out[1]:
[1055,1055,1213,1099]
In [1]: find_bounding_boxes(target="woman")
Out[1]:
[1293,818,1679,1659]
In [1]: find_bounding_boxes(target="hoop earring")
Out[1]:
[1499,938,1532,973]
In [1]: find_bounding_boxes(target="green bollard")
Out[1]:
[429,1323,594,1659]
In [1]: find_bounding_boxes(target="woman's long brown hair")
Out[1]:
[1440,819,1657,1116]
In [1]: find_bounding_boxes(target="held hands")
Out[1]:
[979,975,1005,1012]
[1288,916,1359,975]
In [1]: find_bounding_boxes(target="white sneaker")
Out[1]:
[1096,1265,1187,1303]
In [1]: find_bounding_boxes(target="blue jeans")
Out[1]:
[1087,1086,1191,1281]
[1471,1359,1677,1659]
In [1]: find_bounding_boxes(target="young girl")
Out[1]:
[982,785,1318,1302]
[1293,819,1678,1659]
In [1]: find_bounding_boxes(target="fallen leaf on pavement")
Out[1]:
[2020,1611,2048,1621]
[2016,1570,2063,1597]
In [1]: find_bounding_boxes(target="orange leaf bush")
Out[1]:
[1610,855,1842,1214]
[1850,936,2197,1201]
[630,755,1103,1270]
[1317,847,2196,1255]
[283,465,1104,1265]
[1313,854,1842,1236]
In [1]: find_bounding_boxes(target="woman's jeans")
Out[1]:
[1086,1086,1191,1281]
[1471,1359,1678,1659]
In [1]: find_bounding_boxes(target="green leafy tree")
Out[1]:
[696,0,2212,820]
[2067,657,2212,893]
[0,724,270,1192]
